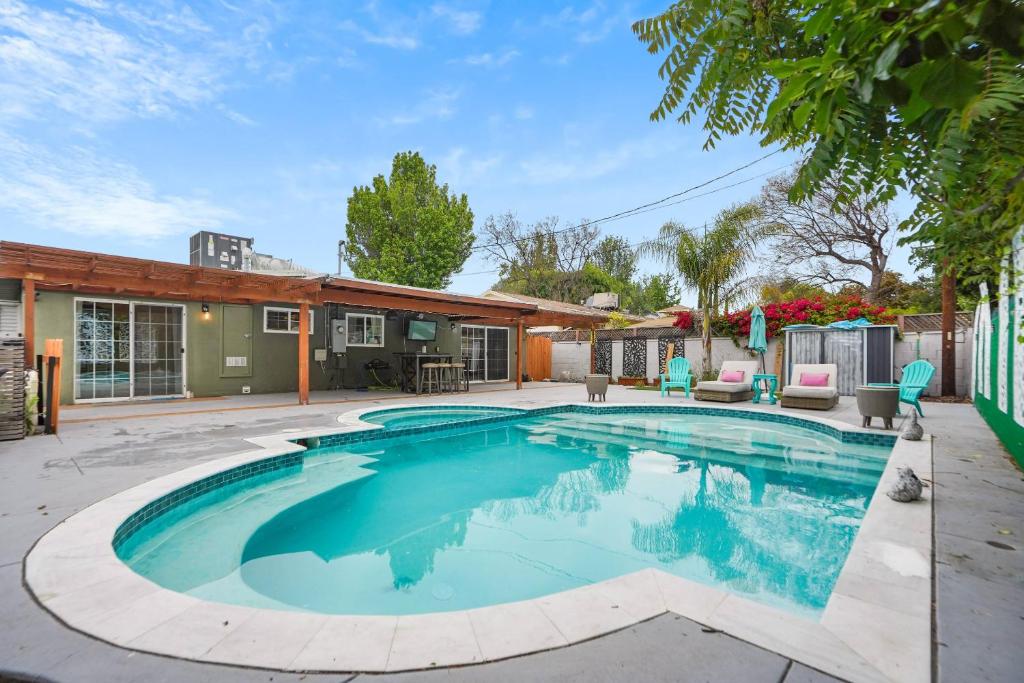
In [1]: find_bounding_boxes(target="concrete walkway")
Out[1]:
[1,383,1020,682]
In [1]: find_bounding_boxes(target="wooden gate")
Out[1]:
[526,335,552,381]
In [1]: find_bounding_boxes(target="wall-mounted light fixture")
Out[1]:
[201,301,211,321]
[450,322,457,331]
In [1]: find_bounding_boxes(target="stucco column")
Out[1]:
[298,302,310,405]
[516,317,523,389]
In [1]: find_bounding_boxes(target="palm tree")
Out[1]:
[639,203,764,376]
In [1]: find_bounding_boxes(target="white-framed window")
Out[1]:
[346,312,385,347]
[263,306,314,334]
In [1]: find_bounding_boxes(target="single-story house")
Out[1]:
[480,290,623,329]
[0,242,607,406]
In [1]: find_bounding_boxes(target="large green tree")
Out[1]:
[632,273,682,314]
[590,235,638,284]
[634,1,1024,284]
[345,151,475,289]
[639,203,766,374]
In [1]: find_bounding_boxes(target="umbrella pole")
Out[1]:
[759,352,766,394]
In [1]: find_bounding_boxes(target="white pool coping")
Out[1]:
[24,402,932,682]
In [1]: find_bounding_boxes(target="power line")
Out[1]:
[450,160,790,279]
[468,148,785,254]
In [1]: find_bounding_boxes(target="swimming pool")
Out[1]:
[115,406,893,618]
[360,405,526,429]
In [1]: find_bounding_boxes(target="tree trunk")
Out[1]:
[702,307,713,378]
[941,264,957,396]
[866,267,885,304]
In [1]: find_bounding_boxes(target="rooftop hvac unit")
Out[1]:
[585,292,619,310]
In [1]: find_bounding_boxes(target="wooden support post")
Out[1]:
[43,339,62,435]
[590,324,596,374]
[22,278,34,367]
[516,317,524,389]
[941,265,957,396]
[298,302,310,405]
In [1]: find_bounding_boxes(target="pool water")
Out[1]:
[361,406,525,429]
[117,410,891,618]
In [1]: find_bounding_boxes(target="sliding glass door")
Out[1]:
[132,304,185,398]
[461,325,510,382]
[74,299,185,402]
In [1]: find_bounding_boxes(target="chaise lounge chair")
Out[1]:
[694,360,759,403]
[781,363,839,410]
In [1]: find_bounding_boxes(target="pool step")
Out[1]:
[534,416,886,469]
[519,422,883,486]
[549,413,888,464]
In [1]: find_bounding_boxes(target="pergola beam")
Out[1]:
[319,289,533,320]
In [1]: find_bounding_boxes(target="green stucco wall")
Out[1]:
[33,291,522,404]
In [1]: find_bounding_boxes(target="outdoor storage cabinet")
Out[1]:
[783,325,897,396]
[0,338,25,440]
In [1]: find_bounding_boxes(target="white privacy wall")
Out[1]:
[895,329,973,396]
[551,333,970,395]
[551,340,591,379]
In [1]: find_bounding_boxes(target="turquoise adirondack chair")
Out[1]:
[870,359,936,416]
[660,357,692,398]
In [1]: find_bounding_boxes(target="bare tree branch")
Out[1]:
[759,170,895,303]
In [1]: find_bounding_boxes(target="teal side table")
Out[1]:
[752,373,778,405]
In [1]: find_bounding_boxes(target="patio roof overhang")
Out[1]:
[2,241,604,401]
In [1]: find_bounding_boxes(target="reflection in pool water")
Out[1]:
[118,411,890,617]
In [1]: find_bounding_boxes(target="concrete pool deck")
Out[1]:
[1,383,1021,682]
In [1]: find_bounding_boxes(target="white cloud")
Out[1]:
[381,87,461,126]
[516,134,681,185]
[0,133,235,239]
[216,103,256,126]
[431,4,482,35]
[339,19,419,50]
[457,49,519,68]
[541,2,632,45]
[514,104,534,120]
[438,147,502,187]
[0,1,223,124]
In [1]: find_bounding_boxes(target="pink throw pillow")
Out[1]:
[720,370,745,383]
[800,372,830,387]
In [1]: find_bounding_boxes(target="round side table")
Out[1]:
[855,385,900,429]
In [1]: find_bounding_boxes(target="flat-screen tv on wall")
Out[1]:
[406,319,437,341]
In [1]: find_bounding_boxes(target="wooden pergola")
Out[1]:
[0,242,604,404]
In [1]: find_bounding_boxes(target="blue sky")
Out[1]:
[0,1,915,303]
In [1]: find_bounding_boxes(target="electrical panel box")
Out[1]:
[313,348,327,362]
[331,319,347,353]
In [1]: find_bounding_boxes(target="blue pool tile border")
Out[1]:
[111,452,302,551]
[111,404,895,553]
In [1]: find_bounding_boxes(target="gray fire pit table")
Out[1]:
[855,385,900,429]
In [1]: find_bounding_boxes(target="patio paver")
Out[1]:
[0,383,1020,682]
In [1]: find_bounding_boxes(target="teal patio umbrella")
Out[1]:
[749,305,768,377]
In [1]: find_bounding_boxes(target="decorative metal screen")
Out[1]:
[657,337,686,373]
[595,340,612,375]
[623,338,646,377]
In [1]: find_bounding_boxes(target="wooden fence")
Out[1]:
[526,335,552,381]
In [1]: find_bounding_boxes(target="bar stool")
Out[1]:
[435,362,453,393]
[420,363,442,395]
[449,362,468,392]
